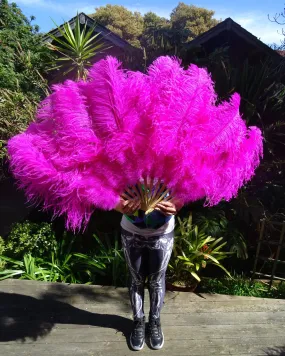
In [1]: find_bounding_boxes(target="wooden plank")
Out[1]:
[2,324,285,344]
[2,279,285,306]
[1,337,285,355]
[1,279,285,356]
[2,311,285,328]
[1,296,285,311]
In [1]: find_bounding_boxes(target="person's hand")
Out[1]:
[115,198,141,215]
[154,199,183,216]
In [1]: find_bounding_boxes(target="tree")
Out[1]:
[170,2,220,41]
[89,3,220,60]
[143,11,169,30]
[0,0,51,179]
[47,15,106,81]
[140,12,171,61]
[90,5,144,47]
[268,7,285,50]
[0,0,51,97]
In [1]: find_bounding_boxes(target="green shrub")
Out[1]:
[0,237,5,255]
[0,237,5,270]
[0,223,127,285]
[0,1,52,181]
[198,276,285,299]
[4,221,57,259]
[195,209,248,259]
[0,234,107,283]
[91,234,128,287]
[168,213,231,286]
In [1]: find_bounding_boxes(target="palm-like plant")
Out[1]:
[47,14,108,80]
[168,213,231,284]
[196,210,249,260]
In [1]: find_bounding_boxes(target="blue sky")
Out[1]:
[14,0,285,46]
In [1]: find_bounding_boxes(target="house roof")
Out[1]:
[185,17,282,59]
[44,12,139,53]
[276,50,285,57]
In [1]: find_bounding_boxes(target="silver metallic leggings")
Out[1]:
[121,228,174,320]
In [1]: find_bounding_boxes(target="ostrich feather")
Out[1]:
[8,56,263,230]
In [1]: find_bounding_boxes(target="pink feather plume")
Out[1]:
[7,56,263,230]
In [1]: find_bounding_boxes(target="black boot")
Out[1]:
[148,317,164,350]
[130,317,145,351]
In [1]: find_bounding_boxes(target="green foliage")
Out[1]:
[198,276,285,299]
[140,12,171,60]
[0,1,51,180]
[92,234,128,287]
[0,234,107,283]
[168,213,231,285]
[170,2,220,41]
[0,88,39,140]
[189,46,285,231]
[0,220,127,285]
[90,5,144,47]
[42,234,106,283]
[0,0,51,96]
[195,209,248,259]
[90,3,219,59]
[4,221,57,259]
[212,56,285,126]
[47,14,106,81]
[0,237,4,256]
[0,237,5,269]
[0,87,41,180]
[0,254,53,281]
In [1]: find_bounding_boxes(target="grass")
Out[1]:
[197,276,285,299]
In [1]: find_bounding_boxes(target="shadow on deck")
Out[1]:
[0,282,132,344]
[0,280,285,355]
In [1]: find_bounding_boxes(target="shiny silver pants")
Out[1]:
[121,228,174,320]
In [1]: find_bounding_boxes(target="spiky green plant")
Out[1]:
[168,213,232,284]
[47,14,108,80]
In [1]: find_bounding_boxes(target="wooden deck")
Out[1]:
[0,280,285,355]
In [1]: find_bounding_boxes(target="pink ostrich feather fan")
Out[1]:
[7,56,263,230]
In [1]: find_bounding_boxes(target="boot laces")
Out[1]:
[133,319,144,338]
[149,319,161,337]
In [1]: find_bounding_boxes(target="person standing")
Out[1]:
[116,197,182,350]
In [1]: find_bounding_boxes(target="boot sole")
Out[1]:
[130,338,145,351]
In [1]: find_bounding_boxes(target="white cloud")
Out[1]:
[235,17,255,27]
[78,6,96,14]
[14,0,285,45]
[15,0,172,18]
[15,0,70,14]
[235,13,283,45]
[15,0,42,4]
[214,9,284,45]
[15,0,97,16]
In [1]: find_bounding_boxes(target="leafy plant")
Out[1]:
[0,254,51,281]
[0,237,5,270]
[92,233,128,287]
[43,234,106,283]
[196,209,248,259]
[0,1,52,95]
[4,221,57,259]
[0,1,51,181]
[198,276,285,299]
[168,213,231,285]
[0,234,107,283]
[0,237,4,256]
[47,14,107,80]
